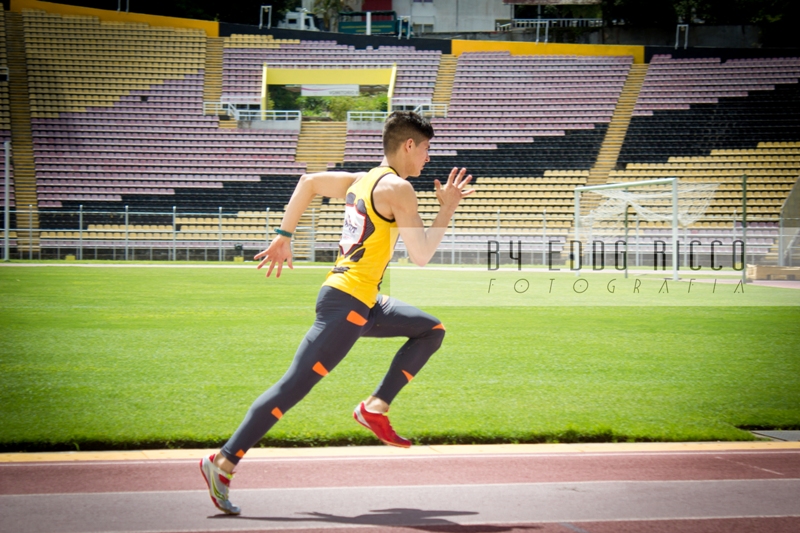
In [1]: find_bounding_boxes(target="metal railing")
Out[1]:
[414,103,448,118]
[202,101,236,117]
[203,101,302,124]
[496,18,603,43]
[259,5,272,30]
[2,207,277,261]
[219,96,263,105]
[1,205,791,268]
[237,109,302,122]
[496,18,603,32]
[346,103,447,127]
[347,111,388,123]
[391,97,432,109]
[779,177,800,266]
[675,24,689,50]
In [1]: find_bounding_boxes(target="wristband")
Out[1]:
[275,228,293,239]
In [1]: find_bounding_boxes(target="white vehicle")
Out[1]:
[277,9,320,31]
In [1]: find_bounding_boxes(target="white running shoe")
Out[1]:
[200,453,241,515]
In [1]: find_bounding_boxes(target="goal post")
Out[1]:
[574,177,719,281]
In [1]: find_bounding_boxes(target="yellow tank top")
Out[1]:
[323,166,399,307]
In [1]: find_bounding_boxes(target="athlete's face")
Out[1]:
[408,138,431,177]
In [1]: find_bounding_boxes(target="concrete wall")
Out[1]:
[600,25,761,49]
[393,0,514,34]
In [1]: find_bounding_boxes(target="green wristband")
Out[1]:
[275,228,293,238]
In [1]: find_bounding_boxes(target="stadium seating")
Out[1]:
[0,4,13,209]
[7,5,798,262]
[611,55,800,233]
[607,144,799,221]
[333,52,631,240]
[579,54,800,264]
[621,55,800,162]
[222,35,440,105]
[18,9,306,238]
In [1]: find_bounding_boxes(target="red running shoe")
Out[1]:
[353,401,411,448]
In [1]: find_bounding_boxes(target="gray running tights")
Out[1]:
[220,285,445,463]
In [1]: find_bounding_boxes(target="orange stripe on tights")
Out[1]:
[347,310,368,326]
[312,361,329,376]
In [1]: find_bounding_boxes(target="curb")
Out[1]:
[2,441,799,463]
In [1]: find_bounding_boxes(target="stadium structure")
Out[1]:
[1,0,799,274]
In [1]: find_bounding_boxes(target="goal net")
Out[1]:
[574,178,719,279]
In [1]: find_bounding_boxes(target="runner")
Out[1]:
[201,111,474,515]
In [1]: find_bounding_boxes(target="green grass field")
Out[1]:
[1,262,799,452]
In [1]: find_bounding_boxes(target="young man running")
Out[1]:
[201,111,473,515]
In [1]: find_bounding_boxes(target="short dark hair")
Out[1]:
[382,111,434,154]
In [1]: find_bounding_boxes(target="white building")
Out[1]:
[298,0,514,35]
[393,0,514,34]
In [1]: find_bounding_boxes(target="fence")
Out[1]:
[2,207,278,261]
[779,179,800,267]
[495,18,604,43]
[1,207,795,269]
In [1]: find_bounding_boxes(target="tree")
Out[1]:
[601,0,796,27]
[602,0,679,28]
[312,0,343,32]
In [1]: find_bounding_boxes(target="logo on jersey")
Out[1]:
[339,193,375,259]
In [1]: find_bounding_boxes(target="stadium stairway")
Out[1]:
[203,37,223,105]
[5,11,39,252]
[292,196,323,261]
[296,121,346,174]
[292,121,347,260]
[584,63,647,212]
[432,54,457,107]
[203,37,236,129]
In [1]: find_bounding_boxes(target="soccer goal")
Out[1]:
[573,177,719,281]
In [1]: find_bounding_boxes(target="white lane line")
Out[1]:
[4,477,800,498]
[559,522,595,533]
[2,479,800,533]
[714,455,786,476]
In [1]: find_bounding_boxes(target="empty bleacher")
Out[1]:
[608,144,799,221]
[334,53,631,240]
[0,4,13,210]
[6,4,798,262]
[222,35,440,106]
[621,55,800,162]
[611,55,800,228]
[580,54,800,263]
[18,9,306,238]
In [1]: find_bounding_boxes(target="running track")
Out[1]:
[1,442,799,533]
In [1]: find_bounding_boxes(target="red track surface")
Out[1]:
[2,446,799,532]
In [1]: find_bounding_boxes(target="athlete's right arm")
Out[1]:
[255,171,364,277]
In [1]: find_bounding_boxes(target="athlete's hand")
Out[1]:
[434,167,474,211]
[255,235,293,278]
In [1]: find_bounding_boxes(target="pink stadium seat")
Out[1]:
[634,55,800,113]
